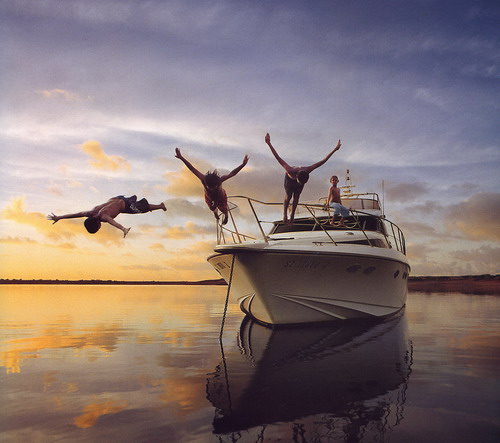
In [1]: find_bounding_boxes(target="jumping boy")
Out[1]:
[265,132,342,224]
[175,148,248,225]
[47,195,166,237]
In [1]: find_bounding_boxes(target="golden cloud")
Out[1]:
[161,241,215,271]
[2,196,78,241]
[163,168,205,197]
[162,198,211,220]
[36,88,79,101]
[163,221,212,240]
[0,236,37,245]
[445,193,500,241]
[150,242,165,251]
[164,153,215,197]
[80,140,131,172]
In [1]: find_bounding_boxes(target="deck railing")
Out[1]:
[216,196,406,255]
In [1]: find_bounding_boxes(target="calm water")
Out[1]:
[0,285,499,443]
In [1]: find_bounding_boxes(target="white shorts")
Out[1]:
[329,202,349,218]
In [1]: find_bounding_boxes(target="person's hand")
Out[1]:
[47,213,59,224]
[242,154,249,165]
[175,147,182,158]
[334,139,342,151]
[265,133,271,144]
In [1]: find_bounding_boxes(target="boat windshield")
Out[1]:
[342,198,380,211]
[270,215,384,235]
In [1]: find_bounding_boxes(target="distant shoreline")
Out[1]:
[0,278,226,286]
[1,275,498,294]
[407,274,499,295]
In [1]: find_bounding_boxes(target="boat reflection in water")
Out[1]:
[207,311,412,440]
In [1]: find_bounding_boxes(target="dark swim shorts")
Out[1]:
[284,174,304,196]
[116,195,151,214]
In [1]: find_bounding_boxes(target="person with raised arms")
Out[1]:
[175,148,248,225]
[265,132,342,224]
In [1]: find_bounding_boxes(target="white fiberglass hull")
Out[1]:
[208,243,409,326]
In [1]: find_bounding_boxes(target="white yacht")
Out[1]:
[207,173,410,326]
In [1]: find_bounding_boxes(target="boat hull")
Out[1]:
[208,248,409,325]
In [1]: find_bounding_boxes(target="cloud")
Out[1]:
[399,221,443,240]
[163,221,212,240]
[120,264,167,272]
[402,201,444,217]
[164,168,203,197]
[449,245,500,270]
[164,153,213,197]
[163,198,212,219]
[0,235,77,251]
[47,182,63,196]
[80,141,131,172]
[414,88,447,111]
[149,243,165,251]
[445,192,500,241]
[1,196,78,240]
[0,236,37,245]
[36,88,80,101]
[162,241,215,271]
[384,181,430,203]
[67,180,84,188]
[406,242,438,263]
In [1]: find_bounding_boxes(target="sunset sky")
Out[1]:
[1,0,499,280]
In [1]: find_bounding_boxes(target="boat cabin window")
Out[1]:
[336,239,389,248]
[270,215,385,235]
[342,198,381,211]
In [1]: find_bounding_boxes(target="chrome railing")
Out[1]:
[216,196,406,255]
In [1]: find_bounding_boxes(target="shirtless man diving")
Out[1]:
[47,195,166,237]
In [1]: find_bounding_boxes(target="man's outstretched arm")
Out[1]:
[304,139,342,173]
[47,211,92,224]
[175,148,205,181]
[220,155,249,182]
[265,133,293,173]
[100,214,130,237]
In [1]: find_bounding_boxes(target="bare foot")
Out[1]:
[123,227,131,238]
[160,202,167,211]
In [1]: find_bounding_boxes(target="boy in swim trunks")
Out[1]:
[327,175,349,226]
[175,148,249,225]
[47,196,166,237]
[265,133,342,224]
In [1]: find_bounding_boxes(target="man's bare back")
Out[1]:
[90,198,126,219]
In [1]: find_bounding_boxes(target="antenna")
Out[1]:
[340,169,355,196]
[382,180,385,216]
